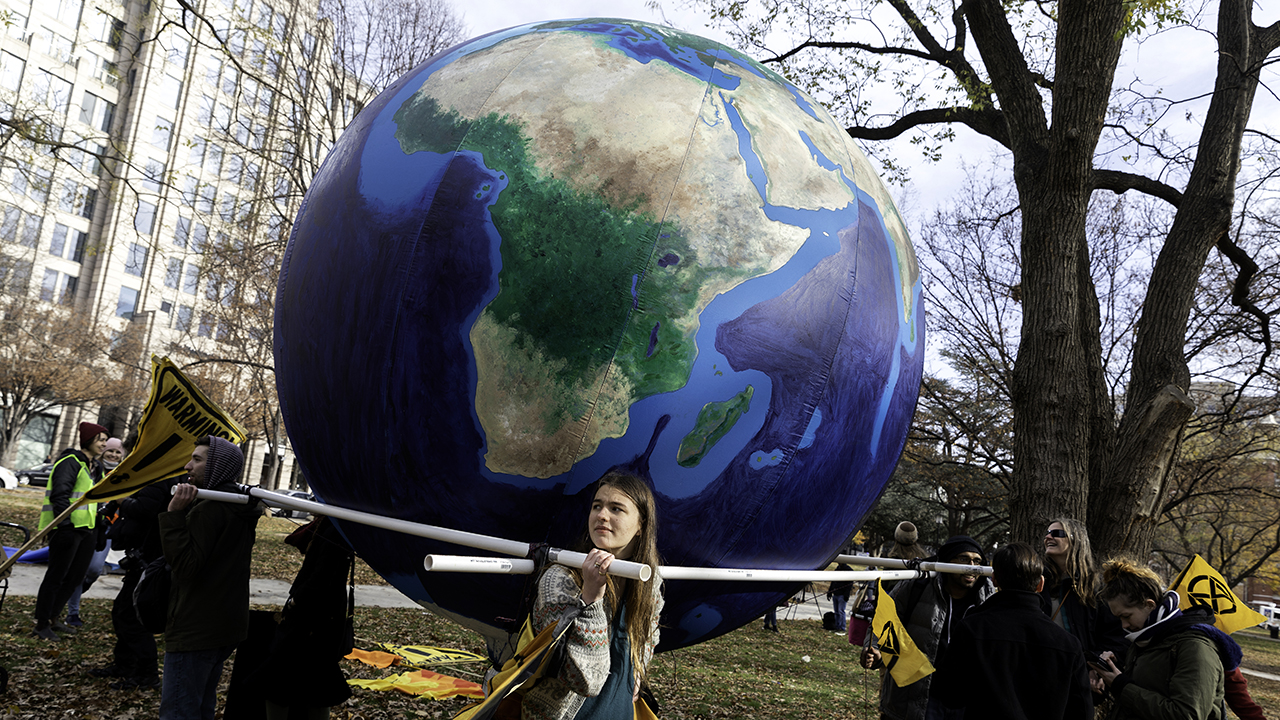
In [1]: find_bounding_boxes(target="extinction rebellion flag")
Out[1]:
[871,579,934,686]
[84,356,246,503]
[1168,554,1267,635]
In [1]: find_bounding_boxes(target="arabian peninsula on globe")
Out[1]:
[275,18,925,651]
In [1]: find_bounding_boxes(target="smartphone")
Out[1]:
[1085,651,1109,669]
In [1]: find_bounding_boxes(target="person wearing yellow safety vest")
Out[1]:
[33,421,108,641]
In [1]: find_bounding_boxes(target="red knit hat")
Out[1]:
[79,422,108,449]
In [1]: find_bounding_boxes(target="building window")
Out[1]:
[158,75,183,110]
[176,304,193,331]
[0,254,33,292]
[197,312,213,337]
[142,159,165,193]
[0,206,17,242]
[206,143,223,176]
[197,185,215,215]
[116,285,138,318]
[40,268,58,301]
[164,257,181,288]
[135,200,157,235]
[17,210,41,248]
[151,117,172,150]
[191,222,208,253]
[182,263,198,294]
[49,223,86,261]
[224,155,242,183]
[188,136,205,166]
[60,274,77,304]
[79,91,115,131]
[174,216,190,248]
[36,70,73,116]
[125,242,148,276]
[0,52,24,95]
[205,270,221,301]
[197,95,214,125]
[94,13,125,49]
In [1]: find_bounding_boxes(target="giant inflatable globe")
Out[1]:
[275,18,923,650]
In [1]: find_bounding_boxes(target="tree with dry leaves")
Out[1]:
[0,295,141,467]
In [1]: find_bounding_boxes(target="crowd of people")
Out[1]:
[26,427,1266,719]
[853,521,1265,720]
[29,423,354,720]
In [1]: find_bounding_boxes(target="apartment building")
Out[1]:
[0,0,344,488]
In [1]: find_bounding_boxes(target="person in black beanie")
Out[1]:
[860,535,995,720]
[158,436,261,720]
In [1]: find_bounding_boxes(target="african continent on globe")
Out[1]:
[275,18,923,651]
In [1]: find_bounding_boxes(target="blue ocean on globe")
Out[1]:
[275,18,924,651]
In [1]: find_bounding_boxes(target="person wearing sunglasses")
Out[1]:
[1043,518,1128,706]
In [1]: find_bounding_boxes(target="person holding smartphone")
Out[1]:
[1090,559,1239,720]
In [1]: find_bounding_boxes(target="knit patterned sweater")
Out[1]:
[521,565,663,720]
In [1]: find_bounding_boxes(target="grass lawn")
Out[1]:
[3,487,1278,718]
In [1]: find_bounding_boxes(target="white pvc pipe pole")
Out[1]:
[836,553,994,577]
[423,556,536,574]
[657,567,930,582]
[188,487,653,581]
[422,555,930,583]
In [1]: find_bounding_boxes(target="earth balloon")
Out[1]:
[275,18,923,651]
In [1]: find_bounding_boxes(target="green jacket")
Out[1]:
[39,449,97,531]
[1109,631,1224,720]
[159,493,261,652]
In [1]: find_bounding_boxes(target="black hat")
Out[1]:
[937,535,984,564]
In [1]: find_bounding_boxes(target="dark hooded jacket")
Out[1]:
[159,437,262,652]
[935,589,1092,720]
[1107,605,1239,720]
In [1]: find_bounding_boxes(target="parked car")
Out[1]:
[0,467,17,490]
[273,490,315,520]
[15,463,52,487]
[1254,602,1280,639]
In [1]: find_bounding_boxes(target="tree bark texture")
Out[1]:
[962,0,1127,544]
[1090,0,1280,559]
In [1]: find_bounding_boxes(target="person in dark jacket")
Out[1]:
[935,542,1092,720]
[827,564,854,633]
[860,536,995,720]
[158,436,261,720]
[1091,559,1239,720]
[33,421,107,641]
[89,475,180,690]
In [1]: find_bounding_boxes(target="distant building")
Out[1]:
[0,0,348,488]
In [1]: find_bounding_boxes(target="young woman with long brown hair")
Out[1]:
[522,471,663,720]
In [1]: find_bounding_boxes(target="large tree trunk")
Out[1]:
[963,0,1127,544]
[1089,0,1278,559]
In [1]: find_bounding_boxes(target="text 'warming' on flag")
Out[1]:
[871,579,934,687]
[1169,554,1267,635]
[84,356,246,503]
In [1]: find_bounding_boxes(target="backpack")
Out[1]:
[823,611,837,631]
[133,555,172,633]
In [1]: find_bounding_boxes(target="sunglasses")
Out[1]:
[1046,529,1068,539]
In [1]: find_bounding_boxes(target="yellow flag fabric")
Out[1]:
[453,617,566,720]
[348,669,484,699]
[379,643,488,667]
[871,579,935,686]
[84,356,246,502]
[1168,554,1267,635]
[345,649,401,669]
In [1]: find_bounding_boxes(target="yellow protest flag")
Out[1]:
[1168,554,1267,635]
[347,669,484,699]
[378,643,488,667]
[871,579,934,686]
[84,356,247,503]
